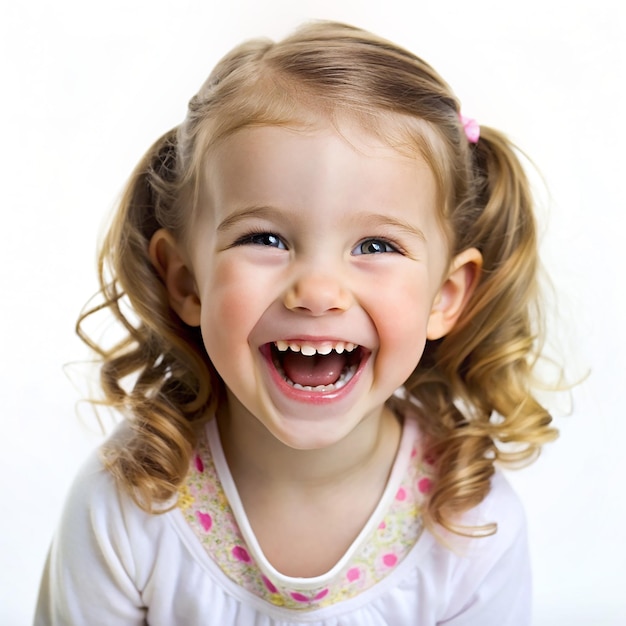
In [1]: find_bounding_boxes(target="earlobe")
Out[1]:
[149,229,202,327]
[427,248,482,340]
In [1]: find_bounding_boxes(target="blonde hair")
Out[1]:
[79,21,557,534]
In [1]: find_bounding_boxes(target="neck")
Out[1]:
[216,398,402,491]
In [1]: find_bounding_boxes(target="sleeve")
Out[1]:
[437,472,532,626]
[33,452,148,626]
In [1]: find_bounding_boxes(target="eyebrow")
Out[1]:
[216,205,282,233]
[362,213,427,243]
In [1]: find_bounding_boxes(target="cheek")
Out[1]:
[197,258,277,360]
[379,306,429,357]
[207,289,249,331]
[369,274,435,371]
[199,294,257,394]
[198,261,255,349]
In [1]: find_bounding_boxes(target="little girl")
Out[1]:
[35,21,558,625]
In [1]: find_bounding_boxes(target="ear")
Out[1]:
[149,228,201,327]
[427,247,482,340]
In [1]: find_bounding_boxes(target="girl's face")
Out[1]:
[167,118,474,450]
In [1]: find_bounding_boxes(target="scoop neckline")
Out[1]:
[206,413,418,588]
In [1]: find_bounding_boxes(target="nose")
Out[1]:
[283,272,353,316]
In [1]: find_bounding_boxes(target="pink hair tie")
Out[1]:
[460,113,480,144]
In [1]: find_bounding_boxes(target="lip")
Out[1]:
[258,341,371,405]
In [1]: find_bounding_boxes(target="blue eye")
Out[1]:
[353,238,398,255]
[236,232,287,249]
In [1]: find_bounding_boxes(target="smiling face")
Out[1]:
[151,117,480,450]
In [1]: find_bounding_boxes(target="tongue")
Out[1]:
[282,351,347,387]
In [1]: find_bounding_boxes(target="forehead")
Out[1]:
[204,119,437,213]
[194,105,449,218]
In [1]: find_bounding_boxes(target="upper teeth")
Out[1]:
[274,340,358,356]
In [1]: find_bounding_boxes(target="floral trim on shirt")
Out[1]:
[178,419,434,611]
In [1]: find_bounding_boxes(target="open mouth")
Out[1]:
[269,340,365,392]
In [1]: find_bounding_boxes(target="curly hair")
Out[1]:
[78,21,557,534]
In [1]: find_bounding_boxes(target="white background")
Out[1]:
[1,1,624,624]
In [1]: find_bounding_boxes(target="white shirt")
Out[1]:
[35,416,531,625]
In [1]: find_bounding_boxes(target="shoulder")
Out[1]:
[36,423,193,624]
[403,411,526,541]
[405,411,526,542]
[50,421,188,586]
[60,424,149,525]
[51,428,155,569]
[426,471,532,625]
[432,470,528,566]
[467,470,527,541]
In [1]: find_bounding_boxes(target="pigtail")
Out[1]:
[77,129,217,511]
[404,126,558,534]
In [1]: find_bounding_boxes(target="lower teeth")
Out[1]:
[274,361,358,392]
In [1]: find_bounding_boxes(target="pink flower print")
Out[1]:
[196,511,212,532]
[378,520,386,530]
[194,454,205,473]
[290,589,329,603]
[411,447,417,458]
[382,553,398,568]
[396,487,407,501]
[232,545,251,563]
[347,567,360,582]
[418,477,433,494]
[262,575,278,594]
[290,592,310,603]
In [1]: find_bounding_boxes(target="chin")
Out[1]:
[267,416,358,451]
